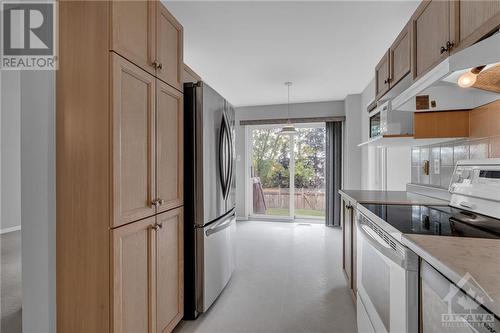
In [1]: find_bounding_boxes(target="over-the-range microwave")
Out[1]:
[369,100,413,138]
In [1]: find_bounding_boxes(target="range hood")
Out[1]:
[392,31,500,112]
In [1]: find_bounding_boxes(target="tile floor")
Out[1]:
[174,221,357,333]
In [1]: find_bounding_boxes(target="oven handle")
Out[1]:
[357,217,406,268]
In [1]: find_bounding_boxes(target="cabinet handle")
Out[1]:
[446,41,455,52]
[384,78,388,84]
[151,199,160,208]
[152,224,160,231]
[152,60,162,69]
[156,222,163,229]
[440,41,455,54]
[346,204,353,210]
[158,199,165,206]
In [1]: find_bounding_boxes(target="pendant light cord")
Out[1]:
[285,81,292,122]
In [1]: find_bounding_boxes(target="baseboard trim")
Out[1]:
[0,225,21,234]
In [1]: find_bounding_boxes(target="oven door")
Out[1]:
[356,213,418,333]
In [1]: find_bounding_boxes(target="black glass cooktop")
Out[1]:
[363,204,500,239]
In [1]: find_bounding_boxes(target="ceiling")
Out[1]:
[164,1,420,107]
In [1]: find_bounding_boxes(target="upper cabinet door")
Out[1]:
[112,54,156,227]
[156,3,183,91]
[155,208,184,333]
[389,23,411,87]
[156,80,183,213]
[412,0,450,80]
[375,50,390,100]
[112,216,156,333]
[110,0,156,75]
[454,0,500,53]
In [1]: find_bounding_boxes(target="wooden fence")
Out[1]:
[262,188,325,210]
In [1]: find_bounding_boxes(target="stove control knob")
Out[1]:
[452,173,462,183]
[461,169,471,180]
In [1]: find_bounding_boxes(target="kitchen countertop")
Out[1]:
[339,189,448,205]
[402,234,500,317]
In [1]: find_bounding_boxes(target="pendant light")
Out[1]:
[279,82,298,135]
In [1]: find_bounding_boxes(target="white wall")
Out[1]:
[21,71,56,333]
[343,94,362,190]
[234,100,344,219]
[359,78,411,191]
[1,71,22,232]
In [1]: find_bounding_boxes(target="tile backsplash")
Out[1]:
[411,136,500,189]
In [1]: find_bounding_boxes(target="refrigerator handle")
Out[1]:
[219,113,229,199]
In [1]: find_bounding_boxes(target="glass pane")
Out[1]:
[293,127,326,218]
[251,128,290,217]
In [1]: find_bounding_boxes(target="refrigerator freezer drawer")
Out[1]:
[197,214,236,313]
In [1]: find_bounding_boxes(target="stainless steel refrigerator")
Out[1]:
[184,82,236,319]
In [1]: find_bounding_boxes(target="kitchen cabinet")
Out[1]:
[156,80,184,213]
[341,196,356,301]
[375,23,411,100]
[375,51,390,100]
[111,55,184,227]
[57,1,184,332]
[112,54,157,227]
[111,1,184,90]
[112,217,156,333]
[110,0,156,75]
[412,0,452,80]
[389,23,411,87]
[156,208,184,333]
[469,100,500,139]
[453,0,500,53]
[414,110,470,139]
[112,208,184,333]
[420,260,499,333]
[156,4,183,91]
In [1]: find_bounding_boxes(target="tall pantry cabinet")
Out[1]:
[57,1,184,332]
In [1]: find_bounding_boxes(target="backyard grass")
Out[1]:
[267,208,325,217]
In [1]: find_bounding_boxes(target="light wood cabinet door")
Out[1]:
[156,81,183,213]
[155,208,184,333]
[110,0,156,75]
[112,217,156,333]
[412,0,450,80]
[454,0,500,53]
[375,50,390,100]
[389,23,411,87]
[112,54,156,227]
[156,3,183,91]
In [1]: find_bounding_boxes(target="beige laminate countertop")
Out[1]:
[339,189,448,205]
[402,234,500,317]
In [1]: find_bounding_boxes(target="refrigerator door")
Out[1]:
[196,83,235,226]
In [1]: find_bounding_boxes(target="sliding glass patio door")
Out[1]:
[250,124,326,221]
[251,127,291,218]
